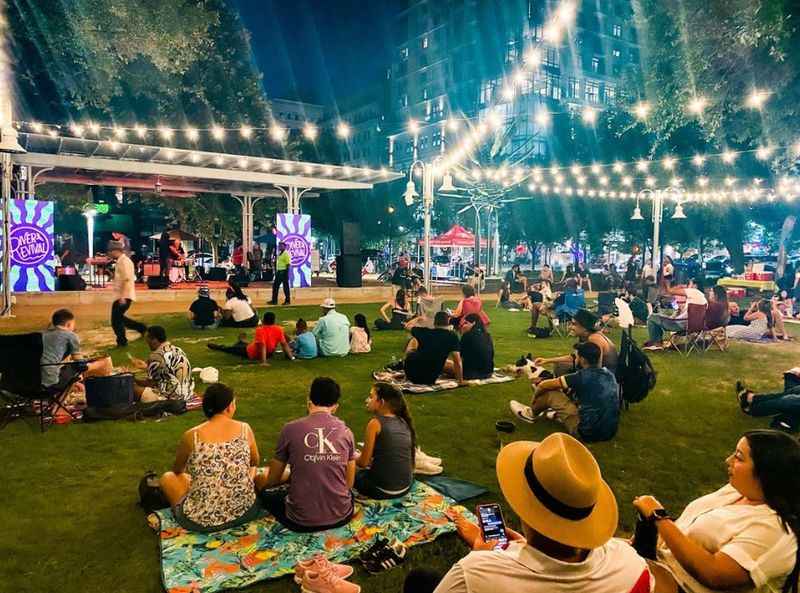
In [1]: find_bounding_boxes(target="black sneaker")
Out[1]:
[362,539,406,574]
[358,537,389,563]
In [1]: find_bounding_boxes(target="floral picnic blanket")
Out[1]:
[372,369,514,393]
[155,481,473,593]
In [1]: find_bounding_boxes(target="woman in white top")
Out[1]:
[350,313,372,353]
[633,430,800,593]
[220,283,258,327]
[726,300,774,341]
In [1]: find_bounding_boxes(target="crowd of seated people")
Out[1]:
[208,311,295,364]
[375,289,412,330]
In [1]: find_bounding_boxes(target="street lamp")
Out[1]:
[631,186,686,270]
[402,158,454,290]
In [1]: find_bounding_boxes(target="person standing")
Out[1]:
[271,242,291,306]
[248,243,263,281]
[158,231,171,278]
[108,241,147,347]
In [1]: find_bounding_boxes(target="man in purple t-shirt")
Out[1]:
[261,377,356,532]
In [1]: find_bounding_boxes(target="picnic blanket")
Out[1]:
[372,369,514,393]
[154,481,473,593]
[419,476,489,502]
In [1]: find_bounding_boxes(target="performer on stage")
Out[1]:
[158,231,171,278]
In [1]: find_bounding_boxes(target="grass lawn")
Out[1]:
[0,303,796,593]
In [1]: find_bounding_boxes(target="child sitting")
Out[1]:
[350,313,372,354]
[355,382,415,499]
[291,319,318,359]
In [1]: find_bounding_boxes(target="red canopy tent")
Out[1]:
[420,224,489,247]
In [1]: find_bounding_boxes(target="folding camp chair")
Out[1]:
[702,311,730,352]
[0,333,84,432]
[667,303,708,356]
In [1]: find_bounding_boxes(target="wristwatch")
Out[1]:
[651,508,672,522]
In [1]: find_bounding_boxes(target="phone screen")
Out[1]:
[477,504,508,549]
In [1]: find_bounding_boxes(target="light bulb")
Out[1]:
[240,125,253,139]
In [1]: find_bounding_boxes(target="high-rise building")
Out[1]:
[386,0,641,170]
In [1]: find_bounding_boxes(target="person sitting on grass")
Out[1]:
[160,384,277,533]
[40,308,113,394]
[129,326,194,402]
[290,319,318,360]
[220,282,258,328]
[504,264,528,293]
[403,311,464,386]
[525,279,554,331]
[631,430,800,593]
[208,311,294,365]
[454,313,494,381]
[354,382,415,499]
[434,433,650,593]
[187,284,221,329]
[496,281,521,310]
[643,278,707,350]
[725,299,775,342]
[259,377,356,532]
[375,288,412,330]
[534,309,618,374]
[313,298,351,357]
[450,284,490,329]
[405,286,442,330]
[736,375,800,433]
[350,313,372,354]
[510,342,620,442]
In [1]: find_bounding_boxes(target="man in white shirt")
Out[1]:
[643,279,708,350]
[435,433,650,593]
[108,241,147,347]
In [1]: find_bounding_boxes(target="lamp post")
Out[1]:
[403,158,454,290]
[83,207,98,259]
[632,186,686,271]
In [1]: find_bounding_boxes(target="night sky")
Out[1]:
[234,0,403,106]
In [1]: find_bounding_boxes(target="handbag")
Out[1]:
[84,373,135,409]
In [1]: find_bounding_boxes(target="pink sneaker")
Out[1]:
[294,555,354,585]
[302,568,361,593]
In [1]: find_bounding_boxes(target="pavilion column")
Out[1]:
[275,185,311,215]
[232,194,253,269]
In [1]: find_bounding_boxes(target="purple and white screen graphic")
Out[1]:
[276,213,312,288]
[0,199,56,292]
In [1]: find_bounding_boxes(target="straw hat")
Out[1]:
[321,297,336,309]
[496,434,617,549]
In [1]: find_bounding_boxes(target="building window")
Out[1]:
[422,87,429,100]
[519,74,533,95]
[612,23,622,38]
[585,80,600,103]
[400,47,409,60]
[432,134,442,147]
[479,80,495,106]
[604,83,616,104]
[591,56,601,73]
[538,72,561,99]
[425,101,432,120]
[399,93,408,108]
[567,77,580,99]
[530,24,543,41]
[612,48,621,59]
[544,47,559,68]
[431,101,444,120]
[506,37,520,63]
[422,36,429,49]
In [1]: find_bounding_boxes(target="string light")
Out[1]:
[270,124,286,142]
[687,96,708,115]
[185,127,199,141]
[755,145,773,160]
[581,107,598,125]
[612,162,624,173]
[524,47,542,67]
[662,156,676,170]
[113,127,126,139]
[534,109,551,127]
[239,125,253,139]
[721,150,737,164]
[636,159,650,172]
[158,127,173,140]
[211,126,225,140]
[745,89,769,110]
[88,122,101,134]
[692,154,706,168]
[336,122,351,139]
[302,123,318,141]
[446,118,460,132]
[408,119,420,134]
[134,125,146,138]
[633,102,650,120]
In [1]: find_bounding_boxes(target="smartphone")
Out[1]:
[476,503,509,550]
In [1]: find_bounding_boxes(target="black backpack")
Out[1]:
[138,470,170,512]
[616,327,657,407]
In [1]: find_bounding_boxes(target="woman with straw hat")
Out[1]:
[435,433,650,593]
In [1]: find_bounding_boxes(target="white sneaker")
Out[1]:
[415,448,442,466]
[414,457,444,475]
[509,400,535,424]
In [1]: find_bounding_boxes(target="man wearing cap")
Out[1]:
[271,242,291,306]
[511,341,620,442]
[188,284,221,329]
[534,308,618,373]
[312,298,351,357]
[108,240,147,347]
[435,433,650,593]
